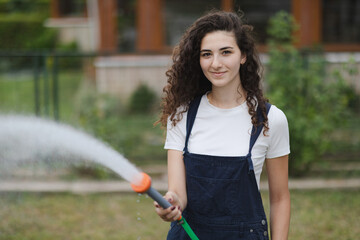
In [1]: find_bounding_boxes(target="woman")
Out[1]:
[155,10,290,240]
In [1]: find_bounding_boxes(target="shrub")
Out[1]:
[0,13,57,50]
[265,11,351,176]
[127,83,158,114]
[0,12,58,70]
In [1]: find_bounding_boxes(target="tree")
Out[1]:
[265,11,350,176]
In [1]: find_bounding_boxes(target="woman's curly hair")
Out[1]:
[158,10,269,134]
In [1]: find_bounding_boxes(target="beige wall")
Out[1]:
[94,55,171,102]
[45,18,97,52]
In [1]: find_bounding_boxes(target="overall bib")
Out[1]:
[167,97,271,240]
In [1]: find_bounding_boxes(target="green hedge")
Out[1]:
[0,0,50,14]
[0,13,57,50]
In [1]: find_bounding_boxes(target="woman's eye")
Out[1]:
[222,50,232,55]
[201,52,211,57]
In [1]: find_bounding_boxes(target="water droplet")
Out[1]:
[136,193,142,203]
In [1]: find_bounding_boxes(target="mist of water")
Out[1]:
[0,115,143,185]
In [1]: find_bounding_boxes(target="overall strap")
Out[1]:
[247,102,272,171]
[184,96,202,153]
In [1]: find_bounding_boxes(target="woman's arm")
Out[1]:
[266,155,290,240]
[167,149,187,210]
[154,149,187,222]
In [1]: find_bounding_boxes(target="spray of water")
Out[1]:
[0,115,143,185]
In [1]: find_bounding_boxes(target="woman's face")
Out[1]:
[199,30,246,90]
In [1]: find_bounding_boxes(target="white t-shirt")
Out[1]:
[164,94,290,188]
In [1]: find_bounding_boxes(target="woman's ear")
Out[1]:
[240,55,247,65]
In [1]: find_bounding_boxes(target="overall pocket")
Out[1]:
[186,173,242,217]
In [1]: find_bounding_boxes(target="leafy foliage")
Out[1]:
[265,11,352,176]
[0,13,57,50]
[127,84,158,114]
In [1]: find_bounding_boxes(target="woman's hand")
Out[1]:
[154,191,182,222]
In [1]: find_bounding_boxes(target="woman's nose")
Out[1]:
[211,55,223,69]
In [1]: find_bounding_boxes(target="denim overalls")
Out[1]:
[167,96,271,240]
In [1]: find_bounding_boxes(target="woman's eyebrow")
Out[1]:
[219,46,234,50]
[200,46,234,52]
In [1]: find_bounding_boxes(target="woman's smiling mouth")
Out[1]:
[211,71,226,77]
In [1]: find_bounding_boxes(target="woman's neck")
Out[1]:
[207,87,246,109]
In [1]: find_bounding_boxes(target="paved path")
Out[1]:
[0,178,359,194]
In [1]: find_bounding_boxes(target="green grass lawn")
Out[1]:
[285,190,360,240]
[1,189,359,240]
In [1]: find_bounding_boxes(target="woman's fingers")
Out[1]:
[153,191,182,222]
[154,203,181,222]
[167,205,182,221]
[164,191,176,204]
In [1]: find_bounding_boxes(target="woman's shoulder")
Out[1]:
[265,104,290,157]
[267,104,288,128]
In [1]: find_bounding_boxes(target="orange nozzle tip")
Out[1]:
[131,172,151,193]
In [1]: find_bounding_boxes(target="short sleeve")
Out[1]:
[266,106,290,159]
[164,111,187,152]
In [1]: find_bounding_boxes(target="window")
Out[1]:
[322,0,360,44]
[59,0,86,17]
[234,0,291,43]
[117,0,136,52]
[164,0,220,46]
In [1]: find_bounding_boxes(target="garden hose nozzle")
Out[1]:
[131,172,199,240]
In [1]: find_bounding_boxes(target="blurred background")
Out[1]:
[0,0,359,239]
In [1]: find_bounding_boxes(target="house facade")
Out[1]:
[46,0,360,99]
